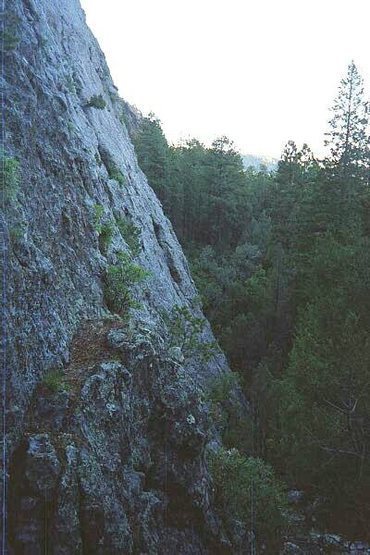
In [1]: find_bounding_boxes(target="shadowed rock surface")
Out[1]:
[9,320,232,553]
[2,0,246,552]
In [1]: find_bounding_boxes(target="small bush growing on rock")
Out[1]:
[86,94,107,109]
[104,252,150,317]
[116,216,141,256]
[105,160,125,185]
[1,29,20,51]
[93,204,104,232]
[0,14,21,51]
[92,205,116,253]
[97,147,126,185]
[65,75,77,94]
[208,447,288,550]
[9,225,24,242]
[164,305,217,362]
[42,370,70,393]
[99,222,115,253]
[9,221,27,245]
[207,372,240,404]
[0,151,20,200]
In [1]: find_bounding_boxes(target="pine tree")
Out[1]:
[325,61,369,182]
[277,141,317,186]
[133,113,170,199]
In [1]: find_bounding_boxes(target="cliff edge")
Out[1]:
[1,1,245,553]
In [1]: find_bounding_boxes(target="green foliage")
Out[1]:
[191,247,276,379]
[207,373,252,452]
[275,234,370,536]
[208,448,288,549]
[104,252,150,318]
[324,61,369,182]
[164,305,217,362]
[92,204,114,252]
[116,216,141,256]
[99,222,114,252]
[105,160,125,185]
[65,75,77,94]
[119,111,127,127]
[42,371,70,393]
[133,113,170,200]
[0,152,20,200]
[131,66,370,540]
[0,14,21,51]
[1,30,20,51]
[133,114,275,376]
[207,372,240,404]
[86,94,107,109]
[92,204,104,232]
[134,116,253,246]
[277,141,318,187]
[9,224,25,243]
[96,147,126,185]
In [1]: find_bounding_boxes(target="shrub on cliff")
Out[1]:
[42,370,70,393]
[116,216,141,256]
[86,94,107,109]
[104,252,149,317]
[163,305,217,362]
[0,152,20,200]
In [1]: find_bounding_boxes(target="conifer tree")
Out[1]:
[325,61,369,182]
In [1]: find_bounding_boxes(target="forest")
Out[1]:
[132,62,370,543]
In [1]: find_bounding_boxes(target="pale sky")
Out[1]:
[80,0,370,158]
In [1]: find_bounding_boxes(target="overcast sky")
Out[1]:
[80,0,369,158]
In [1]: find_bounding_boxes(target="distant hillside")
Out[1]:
[242,154,278,171]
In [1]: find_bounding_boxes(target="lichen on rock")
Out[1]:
[9,321,233,553]
[2,0,245,551]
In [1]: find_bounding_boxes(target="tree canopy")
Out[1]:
[133,62,370,542]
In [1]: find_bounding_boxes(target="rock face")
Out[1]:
[8,320,230,553]
[2,0,243,552]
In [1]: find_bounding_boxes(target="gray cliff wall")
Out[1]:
[1,0,246,553]
[4,0,227,435]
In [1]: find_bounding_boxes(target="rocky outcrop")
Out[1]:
[9,320,232,554]
[1,0,244,552]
